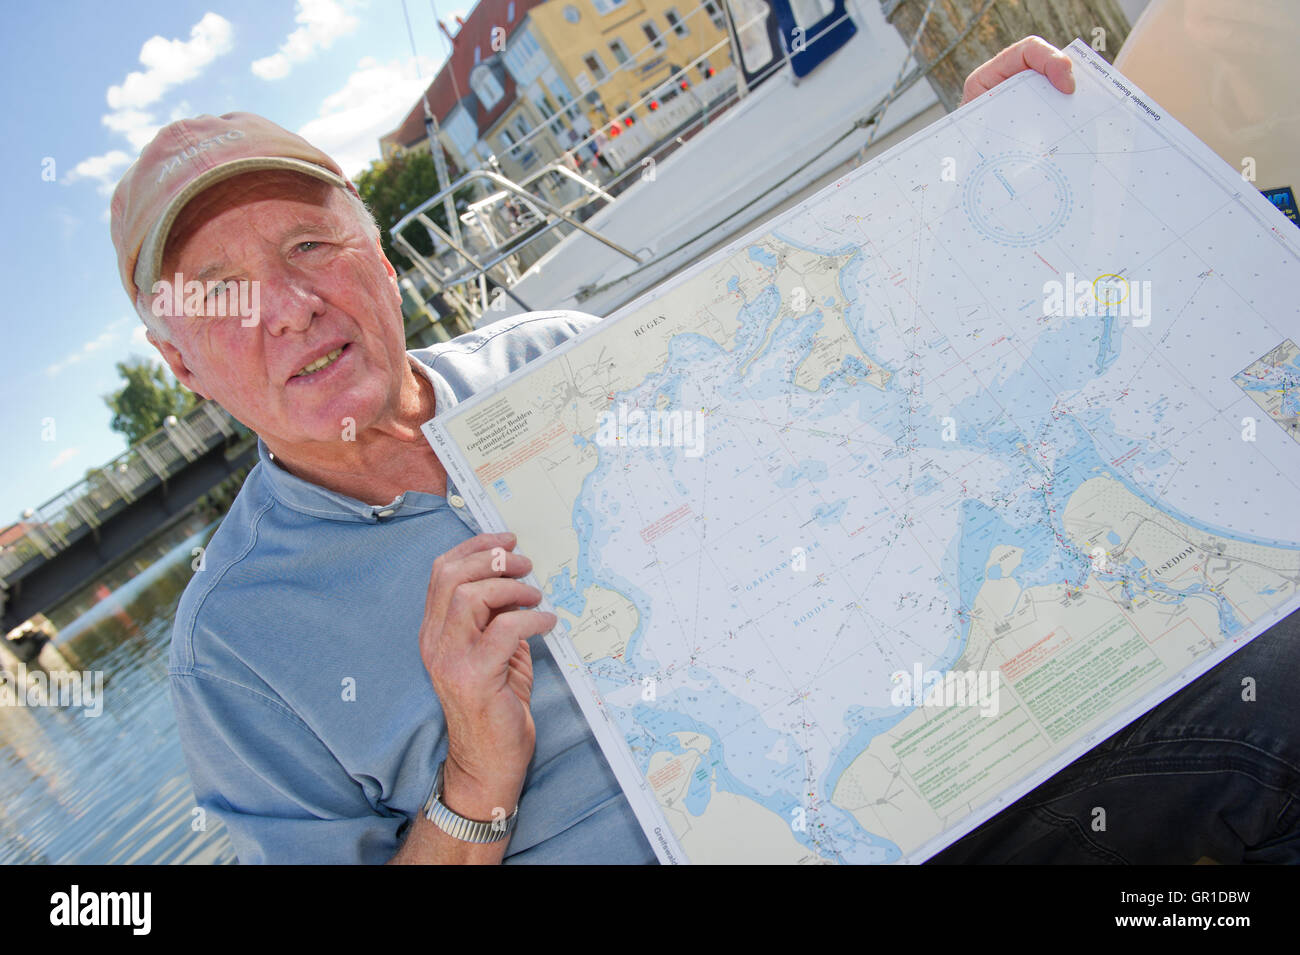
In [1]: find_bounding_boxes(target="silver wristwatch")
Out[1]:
[422,760,519,843]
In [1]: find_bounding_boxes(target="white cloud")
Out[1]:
[49,447,82,471]
[44,321,128,377]
[131,325,151,347]
[107,13,235,111]
[101,110,162,153]
[101,109,153,136]
[252,56,290,82]
[63,150,132,195]
[298,55,437,179]
[252,0,360,80]
[97,13,234,156]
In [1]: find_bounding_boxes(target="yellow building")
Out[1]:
[383,0,736,182]
[519,0,732,144]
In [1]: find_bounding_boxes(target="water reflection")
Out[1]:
[0,520,236,864]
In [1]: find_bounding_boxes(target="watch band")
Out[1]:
[422,760,519,843]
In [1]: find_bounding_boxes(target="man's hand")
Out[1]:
[416,531,555,833]
[959,36,1076,106]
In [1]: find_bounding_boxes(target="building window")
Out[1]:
[703,0,727,29]
[608,37,631,65]
[443,105,479,158]
[731,0,776,73]
[532,89,556,120]
[499,125,536,169]
[531,85,567,134]
[545,71,572,103]
[642,20,666,52]
[591,0,625,14]
[471,64,505,110]
[503,26,547,85]
[507,0,516,20]
[790,0,833,29]
[474,46,482,65]
[583,51,608,81]
[665,9,689,37]
[655,83,680,105]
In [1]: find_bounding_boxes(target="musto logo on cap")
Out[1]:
[155,129,246,184]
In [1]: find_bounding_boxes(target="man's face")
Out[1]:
[151,170,407,449]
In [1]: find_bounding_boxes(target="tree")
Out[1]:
[354,149,477,271]
[103,357,199,446]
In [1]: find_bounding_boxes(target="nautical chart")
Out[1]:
[424,41,1300,863]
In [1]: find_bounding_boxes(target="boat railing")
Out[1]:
[597,64,740,170]
[391,167,641,318]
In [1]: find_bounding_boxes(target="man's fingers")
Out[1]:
[1038,45,1076,95]
[425,538,532,617]
[506,640,534,706]
[483,609,558,658]
[447,577,545,635]
[507,640,533,681]
[425,580,548,677]
[447,547,533,586]
[432,531,517,571]
[980,36,1064,90]
[961,36,1075,105]
[448,608,554,679]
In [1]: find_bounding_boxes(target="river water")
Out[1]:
[0,521,236,864]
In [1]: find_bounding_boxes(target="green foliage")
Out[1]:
[354,148,475,271]
[194,464,252,522]
[81,466,118,509]
[102,357,199,446]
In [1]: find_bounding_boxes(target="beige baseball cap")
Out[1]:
[110,111,356,307]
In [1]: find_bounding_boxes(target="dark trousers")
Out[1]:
[926,610,1300,864]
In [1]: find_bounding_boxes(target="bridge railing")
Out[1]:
[0,401,249,582]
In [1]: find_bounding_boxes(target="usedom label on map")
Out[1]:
[425,41,1300,864]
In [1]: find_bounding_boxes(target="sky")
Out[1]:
[2,0,467,524]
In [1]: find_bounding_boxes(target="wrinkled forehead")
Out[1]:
[162,169,340,270]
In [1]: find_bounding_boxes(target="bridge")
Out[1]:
[0,402,258,632]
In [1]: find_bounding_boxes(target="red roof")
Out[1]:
[384,0,548,150]
[0,522,36,548]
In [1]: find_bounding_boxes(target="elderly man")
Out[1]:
[108,37,1298,864]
